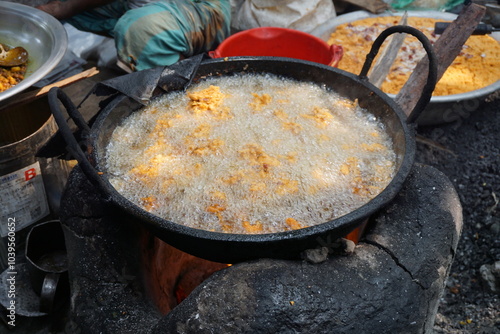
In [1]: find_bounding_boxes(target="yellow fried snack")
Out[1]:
[0,65,26,93]
[106,74,397,234]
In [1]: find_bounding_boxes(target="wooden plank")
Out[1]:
[395,3,486,119]
[368,12,408,88]
[0,67,99,111]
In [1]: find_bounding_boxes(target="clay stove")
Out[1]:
[54,161,461,334]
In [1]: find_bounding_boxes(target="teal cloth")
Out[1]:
[390,0,463,10]
[66,0,129,35]
[67,0,231,71]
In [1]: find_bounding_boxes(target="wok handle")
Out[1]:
[359,25,438,124]
[48,87,111,201]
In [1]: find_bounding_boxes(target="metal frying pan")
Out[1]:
[49,26,437,263]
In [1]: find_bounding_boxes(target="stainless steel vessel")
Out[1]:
[0,1,68,101]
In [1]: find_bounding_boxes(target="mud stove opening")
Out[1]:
[54,161,462,334]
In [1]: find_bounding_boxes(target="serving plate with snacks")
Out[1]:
[319,10,500,125]
[0,1,67,101]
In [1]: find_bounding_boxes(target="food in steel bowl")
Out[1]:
[105,73,397,234]
[327,16,500,96]
[0,1,68,102]
[0,43,28,93]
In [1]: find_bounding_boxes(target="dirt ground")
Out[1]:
[415,97,499,333]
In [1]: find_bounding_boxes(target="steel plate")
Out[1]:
[0,1,68,101]
[312,10,500,125]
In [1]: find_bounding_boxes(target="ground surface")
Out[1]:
[415,98,499,333]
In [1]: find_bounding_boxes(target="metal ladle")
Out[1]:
[0,43,28,66]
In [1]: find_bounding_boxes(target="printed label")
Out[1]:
[0,162,49,237]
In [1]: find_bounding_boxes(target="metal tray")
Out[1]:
[0,1,68,102]
[312,10,500,125]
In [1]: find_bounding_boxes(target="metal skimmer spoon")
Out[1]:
[0,43,28,67]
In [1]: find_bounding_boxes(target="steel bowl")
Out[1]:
[312,10,500,125]
[0,1,68,101]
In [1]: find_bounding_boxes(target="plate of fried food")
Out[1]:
[319,10,500,125]
[0,1,67,102]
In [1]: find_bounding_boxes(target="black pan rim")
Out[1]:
[88,57,415,249]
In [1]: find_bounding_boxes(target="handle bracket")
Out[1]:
[359,25,438,123]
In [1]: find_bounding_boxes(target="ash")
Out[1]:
[415,98,500,333]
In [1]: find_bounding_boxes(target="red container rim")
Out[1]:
[210,27,343,67]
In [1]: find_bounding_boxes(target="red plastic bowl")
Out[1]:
[209,27,343,67]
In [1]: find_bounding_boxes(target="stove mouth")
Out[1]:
[141,220,368,314]
[140,231,229,314]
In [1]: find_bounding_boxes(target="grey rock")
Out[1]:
[479,261,500,294]
[301,246,329,264]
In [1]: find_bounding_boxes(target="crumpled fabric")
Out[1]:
[65,0,129,35]
[231,0,336,34]
[114,0,231,71]
[66,0,231,71]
